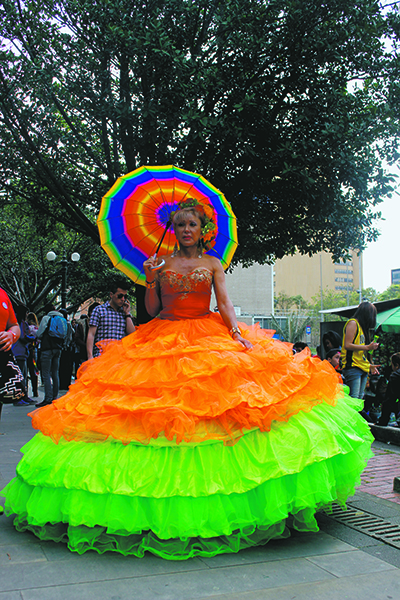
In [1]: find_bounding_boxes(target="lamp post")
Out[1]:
[46,250,80,309]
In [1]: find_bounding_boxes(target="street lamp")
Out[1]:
[46,250,80,309]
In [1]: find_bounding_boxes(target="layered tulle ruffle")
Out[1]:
[2,393,373,559]
[1,315,373,559]
[30,315,341,445]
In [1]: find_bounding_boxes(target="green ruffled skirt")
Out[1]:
[2,391,372,559]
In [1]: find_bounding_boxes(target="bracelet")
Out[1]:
[125,314,133,320]
[229,326,241,338]
[146,280,156,289]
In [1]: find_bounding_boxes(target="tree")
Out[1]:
[0,1,399,300]
[271,312,309,343]
[0,199,132,313]
[311,286,382,319]
[275,292,309,312]
[378,284,400,301]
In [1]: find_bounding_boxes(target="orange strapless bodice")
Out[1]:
[158,268,213,320]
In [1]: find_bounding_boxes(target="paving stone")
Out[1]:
[191,569,400,600]
[307,549,396,577]
[5,557,335,600]
[199,532,354,568]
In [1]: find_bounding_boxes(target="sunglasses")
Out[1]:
[116,293,128,299]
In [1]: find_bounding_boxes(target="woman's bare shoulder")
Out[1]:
[204,255,223,271]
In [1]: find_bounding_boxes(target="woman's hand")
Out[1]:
[367,341,379,352]
[232,333,253,350]
[0,330,15,352]
[143,254,158,281]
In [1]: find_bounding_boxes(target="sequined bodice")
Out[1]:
[158,268,213,320]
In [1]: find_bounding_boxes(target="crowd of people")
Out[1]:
[293,303,400,427]
[1,289,399,426]
[0,285,135,409]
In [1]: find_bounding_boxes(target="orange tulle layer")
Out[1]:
[30,314,341,445]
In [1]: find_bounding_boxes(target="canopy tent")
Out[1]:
[376,306,400,333]
[319,299,400,323]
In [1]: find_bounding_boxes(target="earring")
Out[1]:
[171,242,179,257]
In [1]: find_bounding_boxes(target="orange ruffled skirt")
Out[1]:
[1,314,373,559]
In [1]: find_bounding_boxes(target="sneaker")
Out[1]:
[13,399,30,406]
[24,397,37,405]
[34,400,52,408]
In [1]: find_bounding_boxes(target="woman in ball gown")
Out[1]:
[1,199,373,560]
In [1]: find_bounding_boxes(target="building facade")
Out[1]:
[274,250,362,304]
[221,250,362,319]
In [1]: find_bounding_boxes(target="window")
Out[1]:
[335,277,353,283]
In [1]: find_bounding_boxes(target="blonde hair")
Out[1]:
[27,312,39,326]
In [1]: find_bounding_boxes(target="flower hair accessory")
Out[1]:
[171,197,218,251]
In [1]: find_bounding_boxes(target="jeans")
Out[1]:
[41,349,61,403]
[343,367,368,399]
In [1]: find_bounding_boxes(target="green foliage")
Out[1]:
[374,332,400,374]
[271,311,310,343]
[310,286,380,320]
[274,292,309,312]
[378,285,400,301]
[0,0,399,268]
[0,200,131,313]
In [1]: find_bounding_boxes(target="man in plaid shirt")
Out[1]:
[87,282,135,359]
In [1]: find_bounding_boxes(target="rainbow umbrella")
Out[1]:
[98,165,238,286]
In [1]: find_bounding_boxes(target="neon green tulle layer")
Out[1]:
[2,394,373,559]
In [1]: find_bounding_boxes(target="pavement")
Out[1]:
[1,387,400,600]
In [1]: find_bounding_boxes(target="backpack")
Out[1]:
[47,315,68,339]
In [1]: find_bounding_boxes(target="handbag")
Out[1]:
[0,350,25,403]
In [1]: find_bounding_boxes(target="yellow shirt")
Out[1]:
[341,318,370,373]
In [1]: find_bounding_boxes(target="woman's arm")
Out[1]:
[0,316,21,352]
[143,255,161,317]
[213,260,252,349]
[343,320,379,353]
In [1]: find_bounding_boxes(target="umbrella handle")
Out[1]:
[149,259,165,271]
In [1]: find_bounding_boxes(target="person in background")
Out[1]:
[377,353,400,427]
[87,286,134,360]
[340,301,379,399]
[322,330,342,355]
[70,318,81,378]
[0,288,21,417]
[325,348,341,372]
[74,314,89,366]
[26,313,39,398]
[292,341,308,354]
[12,306,36,406]
[58,309,74,390]
[75,303,100,367]
[35,304,68,408]
[0,288,20,513]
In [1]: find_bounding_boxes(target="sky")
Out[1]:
[362,173,400,293]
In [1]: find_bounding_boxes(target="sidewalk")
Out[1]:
[1,399,400,600]
[359,443,400,504]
